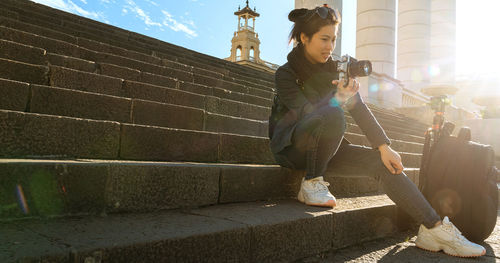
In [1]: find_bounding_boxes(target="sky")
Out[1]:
[29,0,499,82]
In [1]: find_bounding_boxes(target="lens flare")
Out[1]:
[369,84,379,93]
[16,184,29,215]
[429,65,441,77]
[329,97,340,107]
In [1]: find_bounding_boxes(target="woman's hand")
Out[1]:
[378,144,404,174]
[332,78,359,103]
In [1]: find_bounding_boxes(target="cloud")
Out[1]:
[31,0,106,21]
[162,10,198,38]
[144,0,158,6]
[123,0,162,27]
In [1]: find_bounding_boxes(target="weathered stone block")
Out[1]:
[96,53,161,74]
[0,110,120,158]
[0,78,29,111]
[193,74,248,94]
[205,112,261,137]
[192,200,333,262]
[120,124,218,162]
[99,63,141,81]
[248,86,275,100]
[106,163,219,212]
[140,72,176,89]
[219,165,299,203]
[49,66,123,96]
[132,99,204,130]
[178,80,213,96]
[0,161,108,219]
[0,39,46,65]
[332,204,397,249]
[46,53,96,73]
[30,85,132,123]
[123,80,167,103]
[219,133,275,164]
[165,87,206,109]
[0,58,49,85]
[160,66,193,82]
[0,26,77,57]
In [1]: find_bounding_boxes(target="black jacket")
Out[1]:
[269,62,391,154]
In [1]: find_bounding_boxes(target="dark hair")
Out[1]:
[288,6,341,45]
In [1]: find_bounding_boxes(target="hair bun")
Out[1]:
[288,8,308,22]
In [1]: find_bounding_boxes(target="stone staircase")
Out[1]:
[0,1,497,262]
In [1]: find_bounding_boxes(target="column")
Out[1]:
[356,0,396,78]
[397,0,431,93]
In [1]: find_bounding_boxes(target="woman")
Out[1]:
[269,5,486,258]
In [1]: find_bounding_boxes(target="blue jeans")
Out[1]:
[274,104,441,229]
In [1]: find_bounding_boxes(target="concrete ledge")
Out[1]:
[30,84,131,123]
[0,58,48,85]
[0,110,120,159]
[131,99,204,130]
[0,78,29,111]
[49,66,123,96]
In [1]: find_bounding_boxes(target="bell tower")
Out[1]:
[228,0,261,63]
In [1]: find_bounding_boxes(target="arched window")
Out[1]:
[236,46,242,60]
[249,47,255,61]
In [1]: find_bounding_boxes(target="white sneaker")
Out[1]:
[415,216,486,258]
[297,176,336,208]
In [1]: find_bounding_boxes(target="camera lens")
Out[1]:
[349,60,372,77]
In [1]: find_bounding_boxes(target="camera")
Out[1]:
[336,55,372,87]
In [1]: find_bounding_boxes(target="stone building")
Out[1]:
[226,1,278,72]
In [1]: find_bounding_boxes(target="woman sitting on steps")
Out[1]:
[268,5,486,258]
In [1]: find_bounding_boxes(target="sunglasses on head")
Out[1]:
[304,4,339,22]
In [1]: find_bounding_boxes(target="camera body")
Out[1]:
[336,55,372,87]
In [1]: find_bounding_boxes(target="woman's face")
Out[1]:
[301,24,338,64]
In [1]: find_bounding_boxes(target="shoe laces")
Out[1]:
[441,220,468,243]
[312,180,330,192]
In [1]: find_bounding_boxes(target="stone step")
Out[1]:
[0,77,427,147]
[345,115,426,138]
[0,109,424,165]
[0,26,275,100]
[0,57,272,121]
[0,87,425,155]
[0,196,400,262]
[1,159,416,219]
[0,19,428,133]
[345,110,428,133]
[0,11,275,89]
[0,54,426,144]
